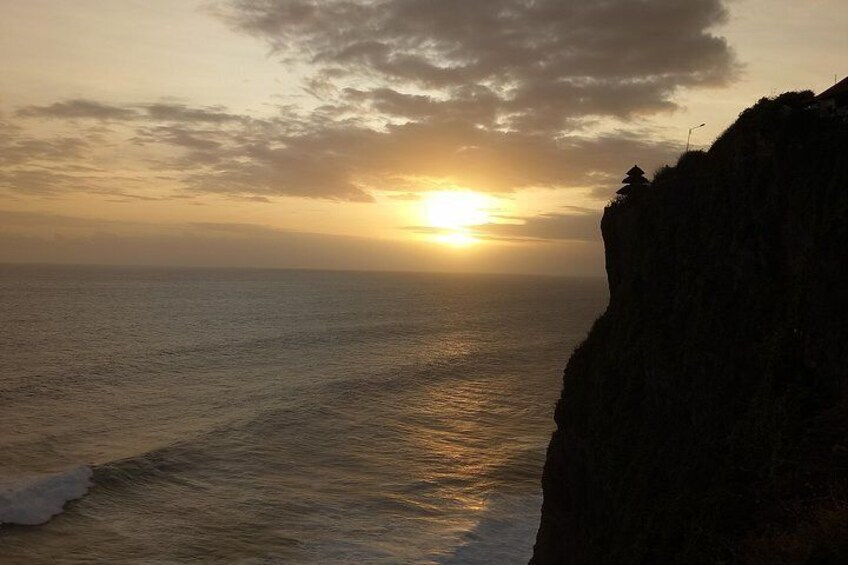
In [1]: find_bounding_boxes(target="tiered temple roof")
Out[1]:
[616,165,649,196]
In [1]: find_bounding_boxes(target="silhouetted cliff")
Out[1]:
[531,92,848,564]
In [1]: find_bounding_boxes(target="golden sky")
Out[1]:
[1,0,846,275]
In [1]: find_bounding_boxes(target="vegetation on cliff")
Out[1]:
[531,92,848,564]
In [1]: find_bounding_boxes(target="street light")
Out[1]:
[685,123,706,153]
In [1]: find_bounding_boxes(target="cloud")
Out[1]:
[342,85,501,126]
[183,119,679,202]
[3,1,736,203]
[132,125,225,151]
[404,209,602,243]
[385,192,421,201]
[16,100,242,124]
[192,222,289,236]
[0,169,83,196]
[0,121,167,198]
[478,211,601,242]
[0,210,605,275]
[220,0,738,129]
[142,103,243,123]
[17,100,139,120]
[0,136,89,167]
[3,99,677,201]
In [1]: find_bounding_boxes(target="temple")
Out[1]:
[616,165,649,196]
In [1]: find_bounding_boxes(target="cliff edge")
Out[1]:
[531,92,848,564]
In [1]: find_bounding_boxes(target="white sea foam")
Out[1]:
[439,492,542,565]
[0,466,93,526]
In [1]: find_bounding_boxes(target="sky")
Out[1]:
[1,0,846,276]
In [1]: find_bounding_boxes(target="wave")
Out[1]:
[92,443,194,487]
[438,492,542,565]
[0,437,204,529]
[0,466,92,526]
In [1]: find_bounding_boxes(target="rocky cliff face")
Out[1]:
[531,92,848,564]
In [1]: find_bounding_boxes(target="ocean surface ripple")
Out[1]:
[0,265,607,564]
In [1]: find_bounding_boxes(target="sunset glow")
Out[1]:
[435,232,478,248]
[2,1,847,563]
[421,191,492,246]
[424,191,492,230]
[0,0,845,276]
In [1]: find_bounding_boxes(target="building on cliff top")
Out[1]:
[815,75,848,115]
[616,165,649,196]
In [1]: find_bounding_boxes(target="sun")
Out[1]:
[424,191,491,229]
[422,191,492,246]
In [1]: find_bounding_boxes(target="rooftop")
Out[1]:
[816,76,848,100]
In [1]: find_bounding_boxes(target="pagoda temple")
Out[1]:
[616,165,649,196]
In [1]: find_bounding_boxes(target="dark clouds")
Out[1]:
[143,103,244,124]
[202,0,735,199]
[15,100,244,123]
[2,1,736,202]
[5,98,677,201]
[185,119,678,201]
[0,135,88,167]
[220,0,738,129]
[16,100,138,120]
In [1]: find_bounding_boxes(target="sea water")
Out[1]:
[0,265,607,564]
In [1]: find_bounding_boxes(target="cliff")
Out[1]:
[531,92,848,564]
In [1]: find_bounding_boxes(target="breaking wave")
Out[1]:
[0,466,93,526]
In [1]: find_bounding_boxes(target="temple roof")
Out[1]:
[616,164,649,197]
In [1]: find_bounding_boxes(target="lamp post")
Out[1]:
[685,123,706,153]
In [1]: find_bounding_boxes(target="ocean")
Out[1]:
[0,265,607,564]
